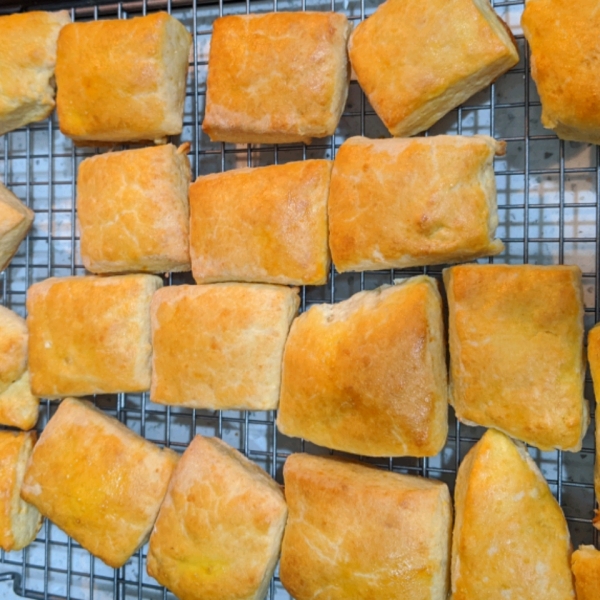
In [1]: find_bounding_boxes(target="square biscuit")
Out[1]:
[349,0,518,137]
[21,398,178,568]
[56,12,191,143]
[77,144,191,274]
[190,160,331,286]
[0,372,39,431]
[0,11,70,136]
[27,274,162,398]
[280,454,452,600]
[277,276,448,457]
[0,182,34,272]
[572,546,600,600]
[147,436,287,600]
[202,12,351,144]
[522,0,600,144]
[0,431,42,552]
[151,283,299,410]
[0,305,28,395]
[444,264,588,452]
[328,135,504,272]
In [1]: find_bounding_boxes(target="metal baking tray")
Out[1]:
[0,0,597,598]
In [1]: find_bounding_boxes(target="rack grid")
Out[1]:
[0,0,598,598]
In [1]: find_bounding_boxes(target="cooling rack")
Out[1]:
[0,0,597,598]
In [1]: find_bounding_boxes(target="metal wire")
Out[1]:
[0,0,597,597]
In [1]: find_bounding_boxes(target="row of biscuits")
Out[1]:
[0,264,591,458]
[4,1,600,147]
[0,134,505,285]
[1,1,519,144]
[2,400,600,599]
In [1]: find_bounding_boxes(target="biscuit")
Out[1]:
[202,12,351,144]
[444,264,588,452]
[78,144,191,274]
[277,276,447,457]
[21,398,178,568]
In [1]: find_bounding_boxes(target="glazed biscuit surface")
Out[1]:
[280,454,452,600]
[77,144,191,274]
[147,436,287,600]
[328,135,504,271]
[451,429,575,600]
[522,0,600,144]
[0,431,42,552]
[150,283,299,410]
[0,372,39,431]
[56,12,191,143]
[572,545,600,600]
[26,274,162,398]
[21,398,178,568]
[348,0,518,137]
[444,264,588,452]
[202,12,351,144]
[0,11,70,135]
[190,160,331,286]
[277,276,448,457]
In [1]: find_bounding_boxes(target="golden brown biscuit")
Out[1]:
[0,182,34,272]
[329,136,505,272]
[0,305,28,395]
[572,545,600,600]
[151,284,299,410]
[27,274,162,398]
[21,398,178,568]
[586,324,600,526]
[444,264,588,452]
[280,454,452,600]
[522,0,600,144]
[0,431,42,552]
[0,11,70,136]
[190,160,331,286]
[349,0,518,137]
[77,144,191,274]
[277,276,447,457]
[0,372,39,431]
[56,12,191,143]
[147,436,287,600]
[452,429,575,600]
[202,12,351,144]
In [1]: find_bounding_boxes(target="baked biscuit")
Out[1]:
[571,545,600,600]
[0,372,39,431]
[522,0,600,144]
[277,276,447,457]
[151,284,299,410]
[21,398,178,568]
[586,323,600,526]
[280,454,452,600]
[0,182,34,272]
[452,429,575,600]
[349,0,519,137]
[444,264,588,452]
[78,144,191,274]
[329,136,505,272]
[0,305,28,395]
[0,431,42,552]
[27,274,162,398]
[190,160,331,286]
[202,12,351,144]
[0,11,70,136]
[147,436,287,600]
[56,12,191,143]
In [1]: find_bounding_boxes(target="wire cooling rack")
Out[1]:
[0,0,597,598]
